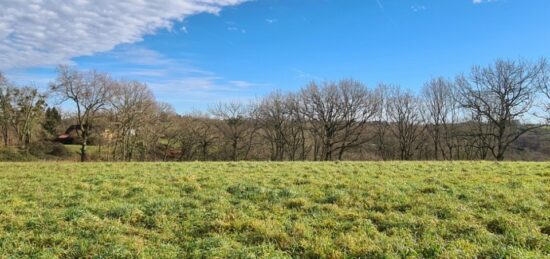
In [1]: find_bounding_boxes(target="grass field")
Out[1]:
[63,145,106,160]
[0,162,549,258]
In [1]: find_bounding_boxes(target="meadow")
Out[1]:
[0,162,549,258]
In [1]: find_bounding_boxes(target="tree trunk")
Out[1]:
[232,138,238,161]
[433,137,439,160]
[338,145,345,160]
[496,152,505,161]
[202,143,208,161]
[80,135,87,162]
[324,142,332,161]
[2,128,8,146]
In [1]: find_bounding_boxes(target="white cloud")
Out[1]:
[227,26,247,34]
[473,0,497,4]
[292,68,323,81]
[109,45,176,66]
[411,5,427,12]
[88,46,267,111]
[149,76,267,110]
[0,0,247,69]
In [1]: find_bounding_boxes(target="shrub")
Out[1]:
[0,148,36,161]
[28,141,70,159]
[49,142,70,157]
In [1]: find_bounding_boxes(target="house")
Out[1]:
[56,125,85,144]
[56,124,114,144]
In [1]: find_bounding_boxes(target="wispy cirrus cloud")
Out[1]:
[292,68,323,81]
[0,0,248,70]
[375,0,385,11]
[87,46,268,111]
[149,76,268,110]
[5,42,267,112]
[411,5,427,12]
[473,0,497,4]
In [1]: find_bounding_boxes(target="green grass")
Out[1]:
[0,162,549,258]
[63,145,108,160]
[63,144,104,154]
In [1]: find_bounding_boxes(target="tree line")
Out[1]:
[1,58,549,162]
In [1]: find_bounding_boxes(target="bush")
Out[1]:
[0,148,36,161]
[49,143,70,157]
[28,141,70,159]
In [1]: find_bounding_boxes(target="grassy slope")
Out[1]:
[63,145,106,159]
[0,162,549,258]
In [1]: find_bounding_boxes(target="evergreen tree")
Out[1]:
[43,107,62,137]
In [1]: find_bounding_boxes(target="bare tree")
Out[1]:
[50,66,113,162]
[443,86,462,160]
[210,101,256,161]
[254,91,311,161]
[284,93,310,160]
[456,59,547,161]
[386,87,424,160]
[372,84,391,160]
[461,113,492,160]
[299,79,377,160]
[191,114,218,161]
[0,72,14,146]
[299,82,329,160]
[539,62,550,123]
[254,91,290,161]
[174,116,199,161]
[11,86,46,149]
[421,78,457,160]
[160,111,217,161]
[0,73,46,149]
[145,102,177,161]
[335,79,378,160]
[110,80,156,161]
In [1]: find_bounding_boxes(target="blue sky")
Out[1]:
[2,0,549,112]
